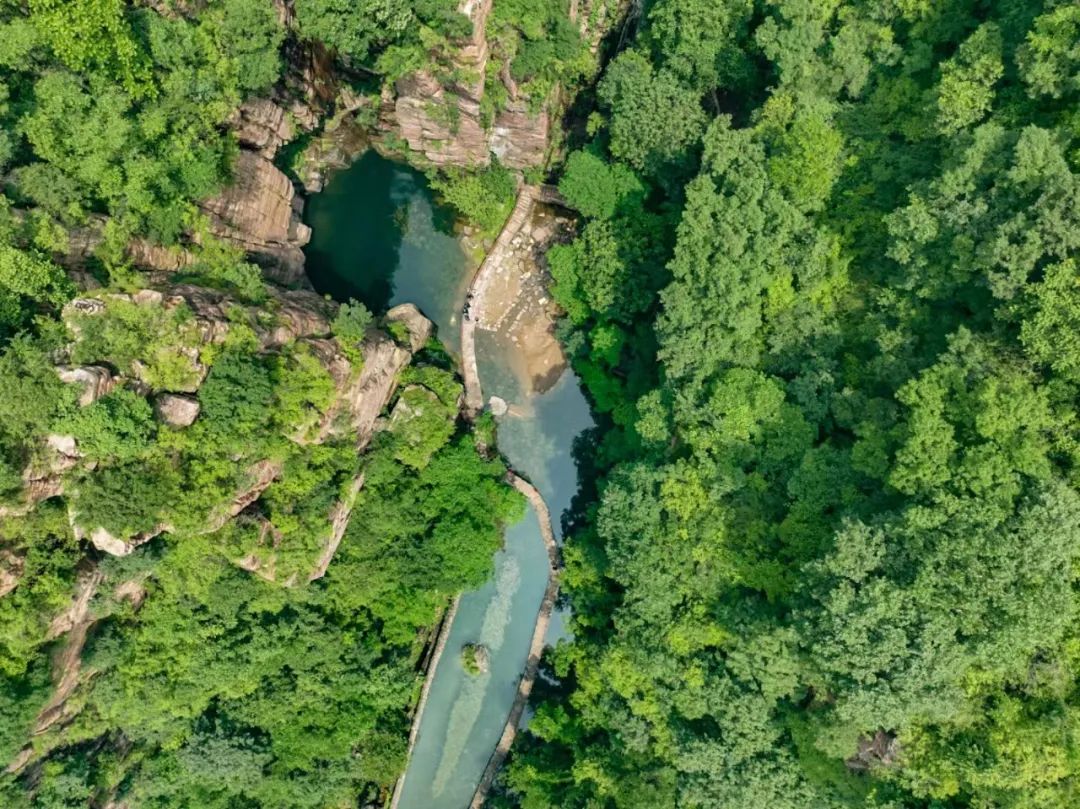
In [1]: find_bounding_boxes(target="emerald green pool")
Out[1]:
[304,150,468,352]
[303,151,593,809]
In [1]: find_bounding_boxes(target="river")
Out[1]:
[304,151,593,809]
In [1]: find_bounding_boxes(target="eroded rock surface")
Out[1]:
[0,550,24,598]
[379,0,550,168]
[233,97,294,157]
[154,393,200,427]
[56,366,116,407]
[198,151,311,285]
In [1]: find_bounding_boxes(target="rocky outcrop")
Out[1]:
[56,366,116,407]
[0,549,24,599]
[127,238,197,273]
[31,569,105,741]
[490,99,551,167]
[66,285,336,354]
[294,93,371,193]
[306,303,432,447]
[79,523,171,557]
[0,434,81,519]
[307,472,365,583]
[154,393,200,427]
[233,97,294,157]
[206,459,283,534]
[390,71,492,168]
[379,0,551,169]
[198,151,311,285]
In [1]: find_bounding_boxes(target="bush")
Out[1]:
[332,299,373,361]
[57,388,156,462]
[430,161,517,235]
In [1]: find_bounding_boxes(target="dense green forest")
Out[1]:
[0,0,530,806]
[5,0,1080,807]
[501,1,1080,807]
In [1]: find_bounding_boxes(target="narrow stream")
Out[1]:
[304,151,593,809]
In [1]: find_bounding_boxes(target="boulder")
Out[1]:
[154,393,200,427]
[198,151,311,285]
[128,238,197,273]
[386,302,434,352]
[233,98,293,158]
[86,524,170,557]
[56,365,116,407]
[0,550,24,599]
[461,642,490,675]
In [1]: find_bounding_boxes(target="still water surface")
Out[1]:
[303,151,593,809]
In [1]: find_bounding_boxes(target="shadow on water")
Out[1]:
[304,151,465,345]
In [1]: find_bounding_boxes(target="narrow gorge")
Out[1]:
[0,0,608,806]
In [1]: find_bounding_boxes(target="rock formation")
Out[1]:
[378,0,551,169]
[198,151,311,285]
[0,549,24,599]
[56,366,116,407]
[232,97,294,157]
[153,393,200,427]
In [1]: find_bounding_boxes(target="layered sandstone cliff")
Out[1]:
[378,0,552,169]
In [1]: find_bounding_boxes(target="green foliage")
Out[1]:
[214,0,285,93]
[74,458,180,536]
[69,298,203,391]
[57,389,157,463]
[508,3,1080,809]
[0,506,80,678]
[0,243,73,331]
[597,50,707,175]
[295,0,465,81]
[0,335,76,479]
[430,160,517,235]
[558,150,643,220]
[332,298,373,360]
[28,0,151,95]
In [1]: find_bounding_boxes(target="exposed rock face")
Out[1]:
[380,0,550,168]
[56,366,116,407]
[233,98,294,157]
[206,459,283,533]
[0,549,24,599]
[198,151,311,285]
[391,71,492,167]
[154,393,200,427]
[67,285,337,354]
[386,303,434,352]
[81,524,171,557]
[34,569,106,740]
[294,98,370,193]
[307,472,365,583]
[490,99,550,167]
[128,238,197,273]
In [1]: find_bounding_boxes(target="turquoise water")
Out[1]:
[303,150,469,352]
[303,151,593,808]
